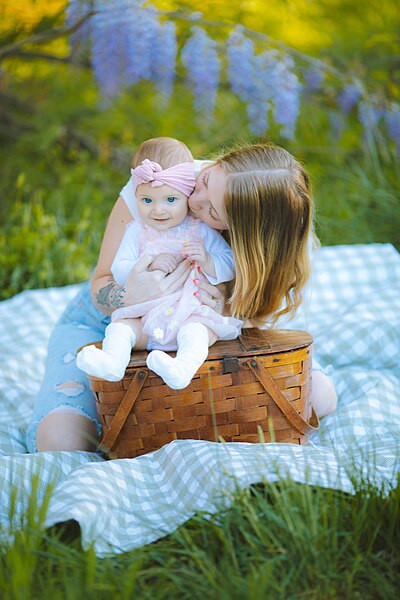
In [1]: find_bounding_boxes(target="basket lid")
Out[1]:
[125,328,313,367]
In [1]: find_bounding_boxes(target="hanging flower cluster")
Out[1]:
[181,27,220,121]
[68,0,176,102]
[150,20,177,101]
[384,103,400,152]
[227,29,276,135]
[66,0,400,148]
[337,81,363,115]
[273,56,302,139]
[302,66,325,93]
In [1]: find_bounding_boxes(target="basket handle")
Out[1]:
[247,357,319,436]
[99,369,148,454]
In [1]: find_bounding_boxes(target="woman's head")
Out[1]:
[188,164,228,230]
[191,143,316,323]
[132,137,195,230]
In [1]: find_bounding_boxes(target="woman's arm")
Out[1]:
[91,196,192,315]
[90,196,132,315]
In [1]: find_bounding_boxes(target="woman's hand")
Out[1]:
[123,254,192,305]
[194,279,227,314]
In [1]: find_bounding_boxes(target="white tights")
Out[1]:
[147,322,210,389]
[76,321,211,389]
[76,322,136,382]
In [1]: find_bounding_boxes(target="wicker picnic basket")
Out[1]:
[87,328,319,459]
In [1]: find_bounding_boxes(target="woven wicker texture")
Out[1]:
[88,329,317,459]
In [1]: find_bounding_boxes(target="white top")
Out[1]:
[111,217,235,287]
[120,159,212,222]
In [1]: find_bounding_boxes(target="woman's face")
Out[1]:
[188,164,228,230]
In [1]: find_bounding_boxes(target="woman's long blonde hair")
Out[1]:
[217,143,317,324]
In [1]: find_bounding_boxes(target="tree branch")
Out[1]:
[57,127,130,171]
[162,9,346,80]
[5,50,73,63]
[0,12,94,61]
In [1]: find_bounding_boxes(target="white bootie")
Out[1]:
[147,322,209,389]
[76,322,136,382]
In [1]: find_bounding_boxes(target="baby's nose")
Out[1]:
[152,204,166,214]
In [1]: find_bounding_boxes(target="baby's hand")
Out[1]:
[182,242,209,268]
[149,253,178,274]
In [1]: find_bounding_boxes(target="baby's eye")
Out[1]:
[142,197,152,204]
[166,197,177,203]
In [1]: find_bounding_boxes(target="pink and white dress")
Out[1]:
[111,216,243,350]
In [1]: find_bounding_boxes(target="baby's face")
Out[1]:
[136,183,188,230]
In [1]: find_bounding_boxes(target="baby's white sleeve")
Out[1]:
[111,222,141,286]
[200,224,236,284]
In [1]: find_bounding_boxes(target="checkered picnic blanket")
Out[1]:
[1,244,399,557]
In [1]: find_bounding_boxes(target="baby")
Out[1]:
[76,137,242,389]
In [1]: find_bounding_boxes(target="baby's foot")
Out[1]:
[76,345,126,382]
[146,351,192,389]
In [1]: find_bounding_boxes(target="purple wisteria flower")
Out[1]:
[358,100,382,135]
[273,55,302,139]
[384,103,400,152]
[90,1,126,102]
[181,27,220,121]
[68,1,177,105]
[227,29,301,138]
[66,0,397,153]
[302,66,325,93]
[150,20,177,101]
[90,1,161,102]
[248,49,280,135]
[337,81,363,115]
[226,27,255,102]
[227,29,277,135]
[124,5,159,86]
[329,111,346,142]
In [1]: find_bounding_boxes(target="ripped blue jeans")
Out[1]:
[26,281,110,453]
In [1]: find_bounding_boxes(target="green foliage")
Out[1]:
[0,100,122,298]
[0,1,399,300]
[1,471,399,599]
[315,143,400,246]
[1,196,91,297]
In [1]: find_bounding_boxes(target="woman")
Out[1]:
[26,141,337,453]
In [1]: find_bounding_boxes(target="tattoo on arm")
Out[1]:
[96,278,126,309]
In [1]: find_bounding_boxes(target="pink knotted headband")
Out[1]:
[131,159,195,197]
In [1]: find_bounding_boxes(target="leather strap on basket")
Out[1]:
[247,357,319,435]
[100,369,148,453]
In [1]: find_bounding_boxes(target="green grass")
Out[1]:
[1,473,399,599]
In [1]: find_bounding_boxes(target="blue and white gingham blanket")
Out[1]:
[1,244,399,557]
